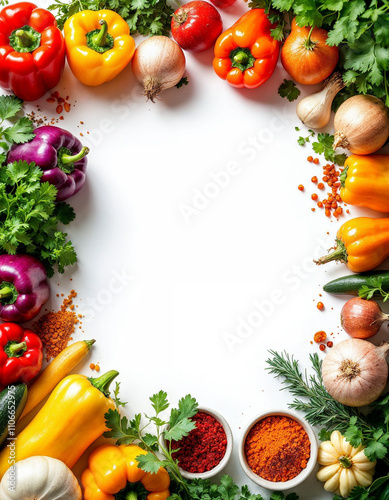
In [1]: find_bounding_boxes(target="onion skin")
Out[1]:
[333,95,389,154]
[322,339,389,407]
[131,36,186,102]
[341,297,389,339]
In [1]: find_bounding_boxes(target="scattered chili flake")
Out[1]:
[307,156,313,162]
[317,301,324,310]
[64,102,71,112]
[245,415,310,482]
[298,184,304,191]
[317,201,323,208]
[90,363,95,370]
[313,158,319,164]
[311,193,318,201]
[327,341,333,348]
[311,176,317,183]
[46,97,56,103]
[171,411,227,473]
[95,364,100,372]
[317,183,324,190]
[314,331,326,343]
[319,344,326,351]
[56,104,63,114]
[33,290,83,361]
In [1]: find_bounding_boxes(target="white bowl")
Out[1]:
[173,406,233,480]
[239,409,318,490]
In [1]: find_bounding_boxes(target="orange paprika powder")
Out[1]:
[244,415,310,482]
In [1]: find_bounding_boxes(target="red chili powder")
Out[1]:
[171,411,227,473]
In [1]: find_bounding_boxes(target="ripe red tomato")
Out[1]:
[171,1,223,53]
[209,0,236,7]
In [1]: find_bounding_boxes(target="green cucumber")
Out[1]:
[323,271,389,295]
[0,384,27,447]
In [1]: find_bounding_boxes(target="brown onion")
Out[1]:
[333,95,389,154]
[131,36,186,103]
[341,297,389,339]
[322,338,389,407]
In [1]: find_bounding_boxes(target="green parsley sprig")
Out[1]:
[359,278,389,302]
[278,79,301,102]
[0,161,76,277]
[48,0,175,35]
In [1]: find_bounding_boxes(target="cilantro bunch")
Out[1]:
[48,0,175,35]
[0,95,77,277]
[250,0,389,106]
[0,161,76,277]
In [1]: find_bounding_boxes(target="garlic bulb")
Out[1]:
[322,339,389,407]
[0,456,82,499]
[296,72,345,129]
[317,430,376,498]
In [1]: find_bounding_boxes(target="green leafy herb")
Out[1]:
[0,95,34,163]
[312,132,348,165]
[246,0,389,105]
[296,128,315,146]
[278,79,301,102]
[113,382,127,408]
[0,161,76,276]
[175,77,189,89]
[359,278,389,302]
[48,0,174,35]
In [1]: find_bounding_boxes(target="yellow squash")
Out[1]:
[0,370,118,478]
[19,339,95,423]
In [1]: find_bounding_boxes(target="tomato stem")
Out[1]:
[304,26,317,51]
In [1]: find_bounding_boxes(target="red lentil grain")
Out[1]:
[307,156,313,162]
[313,158,319,164]
[298,184,304,191]
[311,193,318,201]
[317,301,324,310]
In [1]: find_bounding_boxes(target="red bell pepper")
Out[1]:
[0,2,65,101]
[213,9,280,89]
[0,323,42,386]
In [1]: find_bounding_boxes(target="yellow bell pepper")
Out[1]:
[64,10,136,86]
[0,370,118,478]
[340,154,389,213]
[81,444,171,500]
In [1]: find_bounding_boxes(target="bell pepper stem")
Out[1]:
[88,369,119,397]
[314,240,347,266]
[230,47,255,72]
[6,341,27,358]
[126,493,138,500]
[0,286,13,300]
[61,147,90,166]
[95,20,109,47]
[14,29,34,48]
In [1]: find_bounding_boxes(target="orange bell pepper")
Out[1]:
[213,9,280,89]
[81,444,170,500]
[315,217,389,273]
[340,155,389,213]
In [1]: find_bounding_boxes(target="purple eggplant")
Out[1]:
[0,254,50,323]
[8,125,89,202]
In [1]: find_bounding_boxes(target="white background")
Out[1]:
[6,0,389,497]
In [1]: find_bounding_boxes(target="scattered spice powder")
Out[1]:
[244,415,310,482]
[33,290,82,361]
[171,411,227,473]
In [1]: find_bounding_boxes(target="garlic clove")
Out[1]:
[322,467,341,492]
[330,430,345,455]
[353,468,374,486]
[317,463,341,482]
[339,468,358,498]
